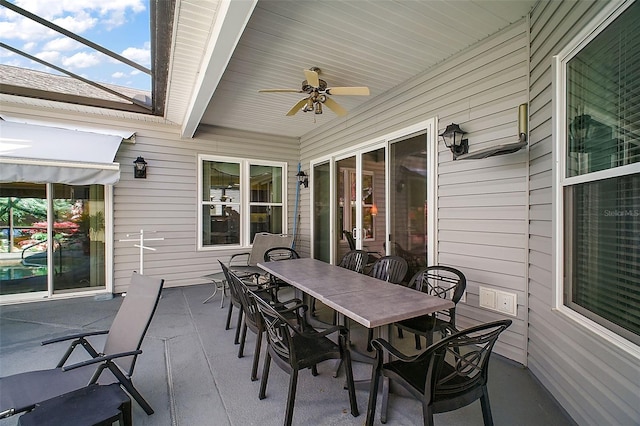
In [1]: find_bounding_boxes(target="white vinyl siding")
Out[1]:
[112,125,298,292]
[300,20,530,364]
[529,1,640,424]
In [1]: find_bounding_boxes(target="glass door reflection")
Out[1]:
[313,161,331,263]
[389,132,429,277]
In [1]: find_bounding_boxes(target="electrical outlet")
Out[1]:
[496,291,517,316]
[479,286,517,316]
[479,286,496,309]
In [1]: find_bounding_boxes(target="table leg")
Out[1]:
[202,278,226,308]
[379,323,390,424]
[202,285,218,304]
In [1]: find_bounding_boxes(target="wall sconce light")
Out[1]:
[439,123,469,160]
[370,204,378,216]
[296,170,309,188]
[133,156,147,178]
[569,114,593,142]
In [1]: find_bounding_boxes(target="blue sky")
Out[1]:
[0,0,151,91]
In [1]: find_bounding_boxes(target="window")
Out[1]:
[560,1,640,345]
[199,156,285,249]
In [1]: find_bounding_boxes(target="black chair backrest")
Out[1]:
[226,265,262,332]
[408,266,466,304]
[264,247,300,262]
[253,293,297,365]
[368,256,408,284]
[424,320,511,404]
[339,250,369,273]
[219,260,242,307]
[343,230,356,250]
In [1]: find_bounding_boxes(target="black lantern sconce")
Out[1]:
[296,170,309,188]
[133,156,147,179]
[569,114,593,142]
[439,123,469,160]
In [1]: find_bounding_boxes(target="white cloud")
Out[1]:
[112,71,125,78]
[0,16,54,41]
[62,51,100,68]
[22,41,37,51]
[99,0,146,15]
[52,12,96,34]
[121,46,150,66]
[0,49,17,59]
[13,0,145,20]
[43,37,83,52]
[130,69,141,76]
[35,51,61,63]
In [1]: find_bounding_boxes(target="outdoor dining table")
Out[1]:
[257,257,454,422]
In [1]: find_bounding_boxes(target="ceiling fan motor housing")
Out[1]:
[302,79,327,93]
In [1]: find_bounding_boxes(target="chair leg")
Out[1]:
[284,370,299,426]
[311,365,318,376]
[234,309,243,344]
[479,387,494,426]
[238,321,247,358]
[106,362,154,415]
[367,329,374,352]
[225,303,233,330]
[259,352,271,400]
[365,365,381,426]
[310,297,317,317]
[341,337,359,418]
[251,330,263,381]
[333,358,343,378]
[422,402,435,426]
[427,329,435,346]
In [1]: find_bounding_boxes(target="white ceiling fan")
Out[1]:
[259,67,369,116]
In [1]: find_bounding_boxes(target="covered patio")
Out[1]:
[0,284,573,425]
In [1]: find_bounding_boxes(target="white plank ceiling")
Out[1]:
[198,0,538,139]
[0,0,539,136]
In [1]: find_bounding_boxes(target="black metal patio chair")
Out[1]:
[253,292,359,426]
[263,247,300,300]
[366,319,512,426]
[339,249,369,274]
[394,265,466,349]
[365,255,408,350]
[221,261,302,382]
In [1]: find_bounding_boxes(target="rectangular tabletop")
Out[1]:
[258,258,453,328]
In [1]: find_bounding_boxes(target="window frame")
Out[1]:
[552,0,640,356]
[197,154,287,250]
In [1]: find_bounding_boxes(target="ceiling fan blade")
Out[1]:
[326,86,370,96]
[286,98,310,116]
[322,96,348,116]
[304,68,320,88]
[259,89,302,93]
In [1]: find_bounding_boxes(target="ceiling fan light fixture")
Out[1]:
[259,68,370,116]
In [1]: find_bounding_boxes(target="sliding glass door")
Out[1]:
[0,183,48,296]
[311,118,436,273]
[389,132,430,278]
[312,161,331,263]
[334,145,386,264]
[1,182,108,300]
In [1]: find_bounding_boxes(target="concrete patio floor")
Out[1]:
[0,283,575,425]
